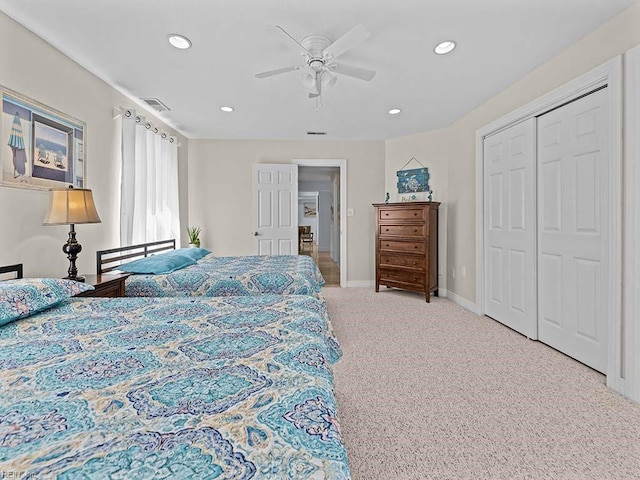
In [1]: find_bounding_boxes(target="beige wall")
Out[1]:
[188,139,385,283]
[0,12,188,277]
[385,128,449,292]
[384,2,640,303]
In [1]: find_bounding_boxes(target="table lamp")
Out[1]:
[43,185,102,282]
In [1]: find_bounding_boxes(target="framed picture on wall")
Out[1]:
[0,85,86,190]
[304,203,317,217]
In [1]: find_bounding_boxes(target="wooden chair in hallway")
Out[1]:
[298,226,314,252]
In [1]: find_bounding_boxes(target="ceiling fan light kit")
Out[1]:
[255,24,376,106]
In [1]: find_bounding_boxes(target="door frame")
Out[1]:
[625,44,640,403]
[475,57,623,392]
[293,158,347,287]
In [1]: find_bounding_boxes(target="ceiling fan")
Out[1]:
[255,24,376,105]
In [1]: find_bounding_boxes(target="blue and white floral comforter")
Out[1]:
[125,255,326,298]
[0,295,349,479]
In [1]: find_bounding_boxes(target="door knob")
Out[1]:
[253,232,260,236]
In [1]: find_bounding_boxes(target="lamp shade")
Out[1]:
[43,187,102,225]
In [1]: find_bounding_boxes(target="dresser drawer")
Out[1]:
[379,224,426,237]
[379,239,425,254]
[380,254,425,270]
[380,268,425,287]
[378,208,425,222]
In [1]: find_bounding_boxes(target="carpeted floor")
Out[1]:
[323,287,640,480]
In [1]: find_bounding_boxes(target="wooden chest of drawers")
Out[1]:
[373,202,440,302]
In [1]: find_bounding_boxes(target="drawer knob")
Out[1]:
[385,213,389,216]
[414,246,418,249]
[414,213,418,216]
[385,228,389,232]
[413,229,418,233]
[386,244,390,247]
[413,262,417,266]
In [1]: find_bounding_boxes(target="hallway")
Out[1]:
[300,243,340,286]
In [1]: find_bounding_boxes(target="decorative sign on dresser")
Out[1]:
[373,202,440,302]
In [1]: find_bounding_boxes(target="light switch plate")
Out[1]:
[347,208,355,217]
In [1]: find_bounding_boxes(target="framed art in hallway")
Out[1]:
[0,85,86,190]
[304,202,317,217]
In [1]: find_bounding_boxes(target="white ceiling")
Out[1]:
[0,0,636,140]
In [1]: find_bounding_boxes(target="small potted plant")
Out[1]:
[187,226,201,248]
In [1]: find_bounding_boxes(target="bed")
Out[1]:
[97,239,326,298]
[0,265,350,479]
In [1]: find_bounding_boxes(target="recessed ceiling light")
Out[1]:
[168,34,192,50]
[434,41,456,55]
[388,108,402,115]
[220,106,234,112]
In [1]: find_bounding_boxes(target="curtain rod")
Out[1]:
[113,106,182,146]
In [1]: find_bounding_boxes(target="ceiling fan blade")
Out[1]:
[275,25,311,56]
[255,65,306,79]
[329,63,376,81]
[323,24,371,60]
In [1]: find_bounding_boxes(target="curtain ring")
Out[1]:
[135,116,141,123]
[170,138,175,143]
[145,122,151,129]
[161,133,167,139]
[124,110,132,118]
[153,127,159,134]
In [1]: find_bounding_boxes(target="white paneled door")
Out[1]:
[484,118,537,338]
[537,88,609,373]
[253,164,298,255]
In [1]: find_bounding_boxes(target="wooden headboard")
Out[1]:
[96,239,176,274]
[0,264,23,280]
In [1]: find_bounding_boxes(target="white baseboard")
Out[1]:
[442,289,481,315]
[346,280,375,288]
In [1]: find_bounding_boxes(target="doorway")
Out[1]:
[294,159,346,287]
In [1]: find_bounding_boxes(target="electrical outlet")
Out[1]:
[451,268,455,279]
[347,208,355,217]
[461,266,467,278]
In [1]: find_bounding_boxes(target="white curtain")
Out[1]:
[120,114,180,246]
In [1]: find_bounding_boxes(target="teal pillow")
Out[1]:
[0,278,94,326]
[168,248,211,261]
[118,254,197,274]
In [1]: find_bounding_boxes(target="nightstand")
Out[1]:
[76,273,130,298]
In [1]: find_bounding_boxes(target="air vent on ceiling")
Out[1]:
[307,131,327,136]
[141,98,171,112]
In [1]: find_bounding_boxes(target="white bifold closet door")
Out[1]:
[537,88,609,373]
[484,118,537,338]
